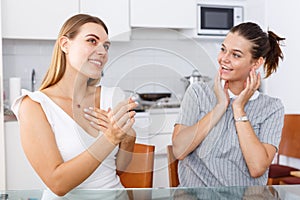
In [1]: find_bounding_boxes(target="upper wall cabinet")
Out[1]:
[130,0,196,29]
[2,0,130,41]
[80,0,130,41]
[2,0,79,40]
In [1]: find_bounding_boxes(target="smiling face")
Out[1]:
[61,22,110,79]
[218,32,259,83]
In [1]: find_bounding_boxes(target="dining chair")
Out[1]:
[119,143,155,188]
[267,114,300,185]
[279,171,300,185]
[167,145,179,187]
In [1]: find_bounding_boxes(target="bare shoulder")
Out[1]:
[18,94,47,125]
[19,95,41,113]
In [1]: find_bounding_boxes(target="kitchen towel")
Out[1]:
[9,77,21,106]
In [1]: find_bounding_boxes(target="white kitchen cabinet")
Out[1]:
[130,0,196,29]
[134,108,179,188]
[5,121,45,190]
[2,0,79,40]
[148,108,178,188]
[1,0,130,41]
[80,0,130,41]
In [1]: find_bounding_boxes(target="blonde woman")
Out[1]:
[12,14,137,199]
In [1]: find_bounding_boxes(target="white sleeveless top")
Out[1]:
[12,86,128,198]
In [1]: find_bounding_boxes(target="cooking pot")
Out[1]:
[137,93,171,101]
[181,69,211,90]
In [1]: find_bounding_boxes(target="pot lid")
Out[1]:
[184,69,211,81]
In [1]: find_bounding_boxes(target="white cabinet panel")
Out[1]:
[148,109,178,188]
[2,0,79,40]
[80,0,130,41]
[149,111,178,135]
[2,0,130,41]
[5,122,45,190]
[130,0,196,29]
[133,109,179,188]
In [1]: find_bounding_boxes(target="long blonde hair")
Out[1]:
[39,14,108,90]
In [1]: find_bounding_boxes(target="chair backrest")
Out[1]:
[278,114,300,160]
[167,145,179,187]
[119,143,155,188]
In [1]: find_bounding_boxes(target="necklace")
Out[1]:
[56,83,88,109]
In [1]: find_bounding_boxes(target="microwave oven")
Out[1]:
[197,4,243,36]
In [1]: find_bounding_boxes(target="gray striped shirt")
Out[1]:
[176,82,284,187]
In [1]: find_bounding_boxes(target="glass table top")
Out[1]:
[1,185,300,200]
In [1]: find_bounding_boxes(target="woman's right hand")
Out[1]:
[84,98,137,145]
[214,71,229,109]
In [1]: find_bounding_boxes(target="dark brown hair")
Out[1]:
[230,22,285,78]
[39,14,108,90]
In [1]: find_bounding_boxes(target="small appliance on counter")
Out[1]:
[9,77,21,106]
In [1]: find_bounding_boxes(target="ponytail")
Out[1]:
[264,31,285,78]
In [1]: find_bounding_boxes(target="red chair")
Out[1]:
[268,114,300,185]
[278,170,300,184]
[119,143,155,188]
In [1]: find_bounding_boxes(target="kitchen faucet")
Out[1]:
[31,69,36,92]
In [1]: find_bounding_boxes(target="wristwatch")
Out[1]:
[235,116,249,122]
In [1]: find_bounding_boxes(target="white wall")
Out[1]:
[264,0,300,168]
[264,0,300,114]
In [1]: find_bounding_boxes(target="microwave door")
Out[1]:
[198,6,235,36]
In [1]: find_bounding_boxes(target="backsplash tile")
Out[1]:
[2,31,219,104]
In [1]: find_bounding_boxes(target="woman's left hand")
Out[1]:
[233,69,261,110]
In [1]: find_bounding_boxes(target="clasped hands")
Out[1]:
[83,98,138,145]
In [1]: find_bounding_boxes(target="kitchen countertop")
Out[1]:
[4,108,17,122]
[4,104,180,121]
[147,107,180,114]
[4,107,180,122]
[4,114,17,122]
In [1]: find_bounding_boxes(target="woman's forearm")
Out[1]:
[116,128,136,174]
[33,134,116,196]
[172,103,227,160]
[235,121,276,177]
[233,102,276,178]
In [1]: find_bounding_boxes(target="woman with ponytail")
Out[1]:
[172,22,285,186]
